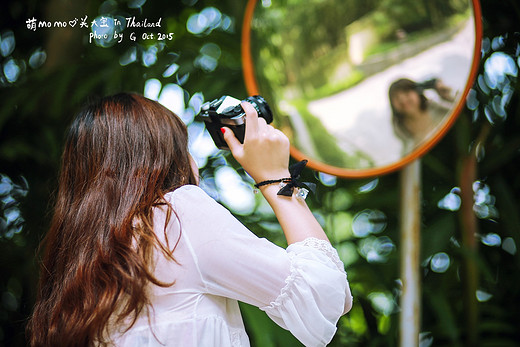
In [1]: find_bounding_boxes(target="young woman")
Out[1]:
[389,78,454,151]
[27,93,352,346]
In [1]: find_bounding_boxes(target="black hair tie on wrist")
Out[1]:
[254,177,292,188]
[254,160,316,199]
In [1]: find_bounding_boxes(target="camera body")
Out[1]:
[198,95,273,149]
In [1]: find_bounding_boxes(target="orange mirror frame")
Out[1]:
[241,0,483,178]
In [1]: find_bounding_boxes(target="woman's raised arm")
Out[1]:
[221,101,328,245]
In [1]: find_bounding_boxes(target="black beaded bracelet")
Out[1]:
[252,160,313,200]
[254,178,292,189]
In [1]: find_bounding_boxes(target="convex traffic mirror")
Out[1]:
[242,0,482,177]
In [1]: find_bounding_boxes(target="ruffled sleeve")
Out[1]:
[167,185,352,347]
[261,238,353,347]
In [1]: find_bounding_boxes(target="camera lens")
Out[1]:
[245,95,273,124]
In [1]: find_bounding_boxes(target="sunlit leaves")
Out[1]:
[318,172,337,186]
[437,181,498,220]
[195,42,221,72]
[214,166,255,215]
[0,30,28,86]
[28,48,46,69]
[368,291,395,316]
[352,209,386,237]
[0,174,28,240]
[428,252,451,273]
[0,31,15,57]
[473,180,499,220]
[469,34,519,126]
[358,235,395,263]
[330,211,353,242]
[437,187,462,211]
[501,237,517,255]
[186,7,234,36]
[357,178,379,193]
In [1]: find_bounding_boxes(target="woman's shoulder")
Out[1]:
[164,185,222,212]
[166,184,203,197]
[160,185,236,235]
[165,184,207,199]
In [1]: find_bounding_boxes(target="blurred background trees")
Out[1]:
[1,0,519,346]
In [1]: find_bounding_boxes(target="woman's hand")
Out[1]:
[221,101,290,183]
[223,102,329,245]
[434,80,454,102]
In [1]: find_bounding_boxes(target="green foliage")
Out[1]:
[1,0,519,346]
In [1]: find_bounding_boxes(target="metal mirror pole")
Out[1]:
[399,159,421,347]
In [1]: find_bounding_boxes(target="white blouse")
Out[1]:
[109,185,352,347]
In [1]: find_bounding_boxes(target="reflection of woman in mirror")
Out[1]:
[389,78,454,151]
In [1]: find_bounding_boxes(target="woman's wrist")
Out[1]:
[251,169,291,186]
[254,160,311,199]
[254,171,292,198]
[257,181,298,203]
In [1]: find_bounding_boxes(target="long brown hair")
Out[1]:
[27,93,196,346]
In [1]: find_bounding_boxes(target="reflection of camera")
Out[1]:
[417,78,438,91]
[198,95,273,149]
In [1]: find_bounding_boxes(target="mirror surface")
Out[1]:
[243,0,481,177]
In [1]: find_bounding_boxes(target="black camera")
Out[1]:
[198,95,273,149]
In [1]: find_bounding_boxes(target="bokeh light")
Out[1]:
[318,172,337,186]
[476,289,493,302]
[357,178,379,193]
[28,48,46,69]
[358,236,395,263]
[437,187,461,211]
[430,252,450,273]
[214,166,255,215]
[352,209,387,237]
[187,7,228,36]
[0,175,28,240]
[195,43,221,72]
[368,291,395,315]
[501,237,517,255]
[0,31,15,57]
[480,233,501,247]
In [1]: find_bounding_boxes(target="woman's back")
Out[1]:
[109,185,350,346]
